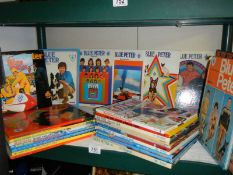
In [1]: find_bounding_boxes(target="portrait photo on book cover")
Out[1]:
[176,60,206,110]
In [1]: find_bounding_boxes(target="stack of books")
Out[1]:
[4,104,95,159]
[94,99,199,169]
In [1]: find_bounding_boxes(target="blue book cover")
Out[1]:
[199,55,233,170]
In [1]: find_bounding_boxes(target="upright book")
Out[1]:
[112,50,143,103]
[44,49,79,105]
[142,50,180,107]
[176,51,214,110]
[79,49,113,105]
[199,53,233,170]
[1,51,37,114]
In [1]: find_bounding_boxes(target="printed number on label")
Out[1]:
[113,0,128,7]
[88,145,101,154]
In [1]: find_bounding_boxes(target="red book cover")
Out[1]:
[4,104,93,140]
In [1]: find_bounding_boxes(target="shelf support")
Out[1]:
[221,24,233,52]
[0,50,9,175]
[36,26,47,49]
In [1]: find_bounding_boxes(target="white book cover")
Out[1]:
[44,49,78,105]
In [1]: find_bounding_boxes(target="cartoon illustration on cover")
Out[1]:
[176,52,213,110]
[79,49,113,105]
[44,50,78,105]
[1,53,37,114]
[142,50,180,107]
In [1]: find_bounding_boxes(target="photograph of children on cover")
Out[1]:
[215,97,232,161]
[79,56,112,105]
[176,60,206,110]
[44,50,78,105]
[1,53,37,114]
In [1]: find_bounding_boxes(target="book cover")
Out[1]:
[44,49,79,105]
[142,50,180,107]
[113,50,143,103]
[79,49,113,105]
[199,55,233,170]
[32,50,52,108]
[1,52,37,114]
[176,51,214,110]
[229,148,233,174]
[4,104,93,140]
[96,99,197,137]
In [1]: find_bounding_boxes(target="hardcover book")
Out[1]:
[142,50,180,107]
[32,50,52,108]
[199,54,233,170]
[79,49,113,105]
[176,51,214,110]
[1,52,37,114]
[44,49,79,105]
[96,99,197,137]
[112,50,143,103]
[4,104,93,140]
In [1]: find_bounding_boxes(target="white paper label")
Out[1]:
[113,0,128,7]
[88,145,101,154]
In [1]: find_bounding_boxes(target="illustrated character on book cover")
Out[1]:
[44,50,78,105]
[142,50,179,107]
[1,53,37,113]
[79,49,113,105]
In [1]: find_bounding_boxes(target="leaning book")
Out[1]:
[199,53,233,170]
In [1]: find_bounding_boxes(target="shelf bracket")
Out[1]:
[36,26,47,49]
[221,24,233,52]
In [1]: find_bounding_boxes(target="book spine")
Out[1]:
[165,114,198,137]
[95,131,172,163]
[8,120,94,146]
[93,136,172,169]
[95,125,173,157]
[10,126,95,152]
[10,132,95,159]
[9,122,94,147]
[96,125,199,157]
[95,115,170,144]
[172,137,198,164]
[95,111,168,137]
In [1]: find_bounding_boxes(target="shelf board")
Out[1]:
[32,145,230,175]
[0,0,233,26]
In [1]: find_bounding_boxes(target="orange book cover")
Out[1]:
[4,104,93,140]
